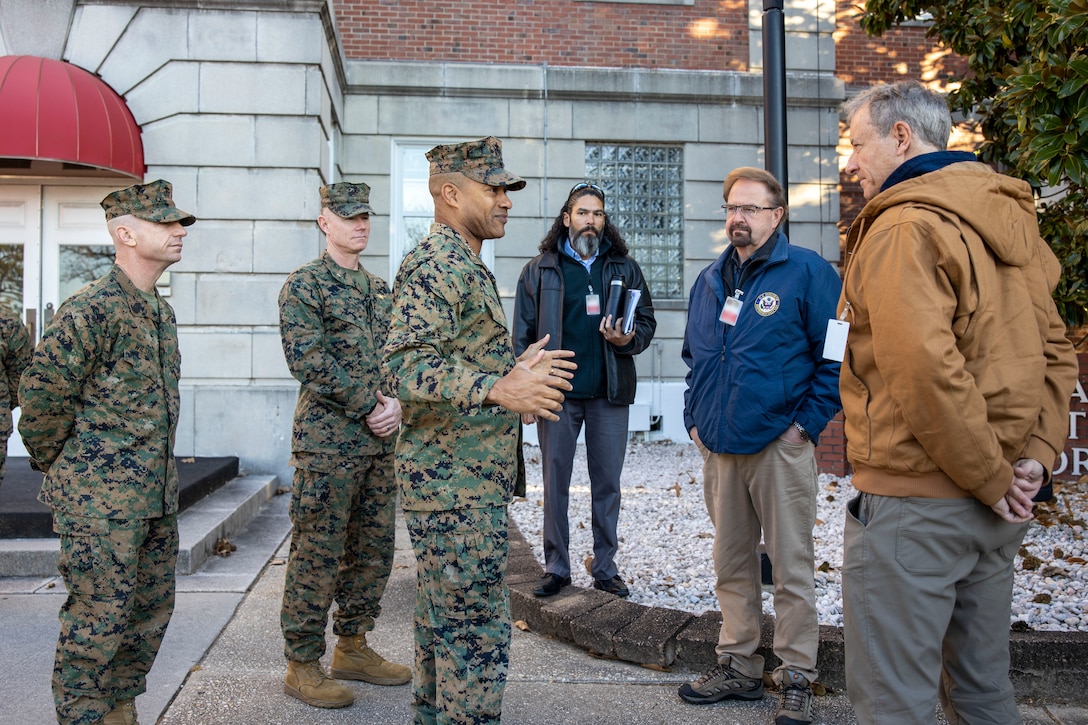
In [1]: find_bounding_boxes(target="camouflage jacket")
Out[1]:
[383,223,518,512]
[0,305,31,443]
[19,265,181,518]
[280,252,394,467]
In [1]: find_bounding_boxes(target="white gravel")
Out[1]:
[510,440,1088,632]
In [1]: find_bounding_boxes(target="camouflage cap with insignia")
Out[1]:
[101,179,196,226]
[320,182,374,217]
[426,136,526,191]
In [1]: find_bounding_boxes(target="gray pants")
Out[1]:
[537,397,628,580]
[843,493,1028,725]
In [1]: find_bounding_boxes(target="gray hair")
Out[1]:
[843,81,952,151]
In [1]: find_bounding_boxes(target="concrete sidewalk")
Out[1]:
[3,494,1086,724]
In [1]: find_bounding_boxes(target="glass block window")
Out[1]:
[585,144,684,299]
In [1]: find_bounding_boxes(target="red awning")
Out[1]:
[0,55,144,179]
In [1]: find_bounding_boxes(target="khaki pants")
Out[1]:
[701,438,819,683]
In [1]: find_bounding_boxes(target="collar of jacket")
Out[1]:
[320,250,367,288]
[709,229,789,296]
[110,263,161,320]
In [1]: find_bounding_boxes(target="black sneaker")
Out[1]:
[592,574,629,597]
[678,658,764,704]
[775,670,813,725]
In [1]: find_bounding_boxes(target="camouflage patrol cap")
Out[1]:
[320,182,374,217]
[426,136,526,191]
[101,179,196,226]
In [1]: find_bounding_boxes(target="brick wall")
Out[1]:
[817,413,848,477]
[332,0,748,70]
[834,0,970,253]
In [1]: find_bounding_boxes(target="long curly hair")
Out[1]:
[538,185,629,256]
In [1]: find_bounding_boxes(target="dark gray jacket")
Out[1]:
[513,250,656,405]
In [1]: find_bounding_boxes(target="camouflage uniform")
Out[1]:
[0,304,32,486]
[384,220,520,725]
[279,250,397,663]
[18,180,192,725]
[20,265,183,725]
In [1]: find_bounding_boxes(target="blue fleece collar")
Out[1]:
[881,150,977,193]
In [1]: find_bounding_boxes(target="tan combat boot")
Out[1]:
[101,699,139,725]
[284,660,355,708]
[330,633,412,685]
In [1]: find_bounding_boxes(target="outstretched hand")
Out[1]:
[487,339,576,421]
[518,334,578,381]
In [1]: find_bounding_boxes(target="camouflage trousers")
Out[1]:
[281,453,397,662]
[51,511,178,725]
[405,505,510,725]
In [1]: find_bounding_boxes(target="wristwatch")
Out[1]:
[793,421,812,443]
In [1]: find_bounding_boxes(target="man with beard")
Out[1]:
[679,167,841,725]
[513,182,656,599]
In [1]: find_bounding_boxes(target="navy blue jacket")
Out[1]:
[682,231,842,454]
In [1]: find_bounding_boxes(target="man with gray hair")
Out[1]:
[839,80,1078,724]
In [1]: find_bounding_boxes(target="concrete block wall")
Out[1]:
[61,2,338,482]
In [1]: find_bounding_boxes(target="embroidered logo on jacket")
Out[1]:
[754,292,780,316]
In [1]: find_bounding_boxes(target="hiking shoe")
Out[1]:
[331,633,411,685]
[285,660,355,708]
[678,658,764,704]
[776,670,814,725]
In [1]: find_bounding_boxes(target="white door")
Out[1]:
[0,183,122,456]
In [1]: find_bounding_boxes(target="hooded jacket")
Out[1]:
[838,161,1078,505]
[682,230,843,455]
[513,245,656,406]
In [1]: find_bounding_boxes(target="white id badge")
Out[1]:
[823,319,849,361]
[719,297,743,326]
[585,293,601,315]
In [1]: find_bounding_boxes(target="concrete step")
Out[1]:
[175,475,279,575]
[0,474,280,577]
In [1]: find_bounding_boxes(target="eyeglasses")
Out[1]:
[570,182,605,198]
[721,204,779,217]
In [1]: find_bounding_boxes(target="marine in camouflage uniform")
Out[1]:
[18,180,193,725]
[0,304,32,486]
[383,137,574,725]
[279,182,410,710]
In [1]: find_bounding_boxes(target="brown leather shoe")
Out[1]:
[331,633,411,686]
[284,660,355,708]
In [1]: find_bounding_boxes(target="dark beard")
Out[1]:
[728,226,752,247]
[571,230,600,258]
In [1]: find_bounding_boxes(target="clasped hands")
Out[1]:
[365,390,402,439]
[990,458,1046,524]
[485,334,577,423]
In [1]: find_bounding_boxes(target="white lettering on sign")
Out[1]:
[1055,448,1088,477]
